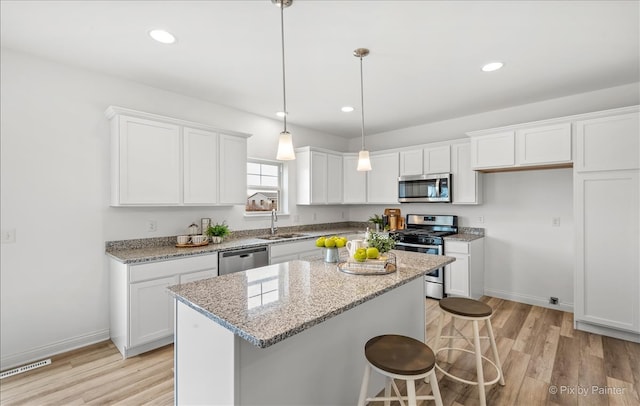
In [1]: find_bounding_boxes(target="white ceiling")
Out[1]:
[1,1,638,138]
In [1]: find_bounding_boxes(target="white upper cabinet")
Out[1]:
[296,147,343,205]
[343,154,367,204]
[451,142,481,205]
[399,149,423,176]
[112,115,182,205]
[469,122,572,171]
[367,152,399,204]
[183,127,218,205]
[399,145,451,176]
[575,111,639,172]
[218,133,248,205]
[424,145,451,174]
[470,131,516,170]
[106,106,250,206]
[516,123,571,166]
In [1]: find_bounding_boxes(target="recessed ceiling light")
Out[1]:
[341,106,355,113]
[482,62,504,72]
[149,29,176,44]
[276,111,287,117]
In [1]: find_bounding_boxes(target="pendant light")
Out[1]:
[273,0,296,161]
[354,48,372,171]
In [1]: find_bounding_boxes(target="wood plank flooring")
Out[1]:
[1,296,638,405]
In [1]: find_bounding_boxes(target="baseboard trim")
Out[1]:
[484,288,574,313]
[0,329,110,372]
[575,321,640,343]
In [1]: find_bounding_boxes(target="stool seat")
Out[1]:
[439,297,492,318]
[365,334,436,375]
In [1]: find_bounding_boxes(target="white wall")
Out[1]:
[0,49,348,369]
[349,168,575,310]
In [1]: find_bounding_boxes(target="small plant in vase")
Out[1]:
[206,222,231,243]
[368,214,384,232]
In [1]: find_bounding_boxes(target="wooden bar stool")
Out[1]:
[357,334,443,406]
[431,297,505,406]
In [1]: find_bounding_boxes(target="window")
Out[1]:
[246,159,282,213]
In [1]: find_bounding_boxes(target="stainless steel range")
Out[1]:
[390,214,458,299]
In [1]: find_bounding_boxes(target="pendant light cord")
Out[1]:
[280,1,288,133]
[359,55,365,150]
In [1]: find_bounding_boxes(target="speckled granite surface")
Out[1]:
[167,250,455,348]
[106,227,367,264]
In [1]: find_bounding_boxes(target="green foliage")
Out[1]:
[205,222,231,238]
[368,214,384,225]
[366,232,396,253]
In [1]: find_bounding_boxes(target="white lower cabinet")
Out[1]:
[444,239,484,299]
[269,240,319,264]
[109,253,218,358]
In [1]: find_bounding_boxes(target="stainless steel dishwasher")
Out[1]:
[218,246,269,275]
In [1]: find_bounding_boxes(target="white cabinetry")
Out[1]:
[106,106,250,206]
[468,122,571,171]
[399,149,423,176]
[574,108,639,341]
[575,112,639,172]
[111,115,182,205]
[343,153,367,204]
[270,240,319,264]
[109,253,218,358]
[367,152,399,204]
[423,145,451,174]
[444,239,484,299]
[451,142,482,205]
[296,147,343,205]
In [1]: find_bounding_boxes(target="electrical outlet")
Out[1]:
[341,211,345,219]
[552,217,561,227]
[1,229,16,244]
[147,220,157,233]
[549,297,559,305]
[477,216,485,224]
[293,215,300,222]
[312,213,317,221]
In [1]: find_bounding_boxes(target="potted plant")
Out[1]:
[366,232,396,254]
[368,214,384,232]
[205,222,231,243]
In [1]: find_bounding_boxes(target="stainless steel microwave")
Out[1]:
[398,173,452,203]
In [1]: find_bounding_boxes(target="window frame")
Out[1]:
[245,158,287,216]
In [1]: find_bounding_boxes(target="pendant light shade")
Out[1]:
[276,131,295,160]
[354,48,372,171]
[357,150,372,171]
[273,0,295,160]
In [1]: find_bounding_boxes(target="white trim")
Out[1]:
[0,329,109,371]
[483,288,573,313]
[575,321,640,343]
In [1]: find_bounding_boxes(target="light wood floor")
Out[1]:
[1,296,639,405]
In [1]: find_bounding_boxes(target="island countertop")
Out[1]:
[167,250,454,348]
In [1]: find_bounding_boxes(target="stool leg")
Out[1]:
[357,364,370,406]
[473,320,487,406]
[428,369,444,406]
[446,314,455,363]
[406,379,417,406]
[486,318,505,386]
[384,377,392,406]
[427,310,446,384]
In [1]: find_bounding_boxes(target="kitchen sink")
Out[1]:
[257,233,309,241]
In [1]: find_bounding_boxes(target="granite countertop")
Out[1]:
[106,227,366,264]
[444,233,484,242]
[167,250,455,348]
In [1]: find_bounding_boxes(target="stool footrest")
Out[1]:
[435,347,502,386]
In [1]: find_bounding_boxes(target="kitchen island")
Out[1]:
[168,250,454,406]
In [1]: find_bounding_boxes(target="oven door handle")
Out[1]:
[395,242,441,250]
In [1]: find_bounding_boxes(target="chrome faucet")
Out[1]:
[270,209,278,235]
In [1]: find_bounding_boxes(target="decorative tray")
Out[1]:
[175,241,210,248]
[338,252,396,275]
